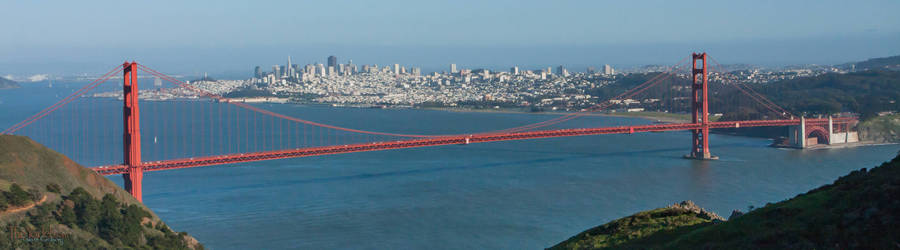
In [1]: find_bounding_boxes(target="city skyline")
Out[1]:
[259,55,616,77]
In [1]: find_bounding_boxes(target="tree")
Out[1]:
[68,187,101,233]
[0,194,7,211]
[28,188,41,202]
[7,183,30,206]
[46,183,62,193]
[59,205,77,227]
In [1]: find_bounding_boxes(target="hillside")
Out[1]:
[0,77,19,89]
[549,201,724,249]
[551,153,900,249]
[841,55,900,71]
[754,70,900,120]
[0,135,203,249]
[710,70,900,141]
[857,114,900,143]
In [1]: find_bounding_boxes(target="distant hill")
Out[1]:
[0,135,203,249]
[713,70,900,121]
[550,153,900,249]
[0,77,19,89]
[841,55,900,71]
[758,70,900,119]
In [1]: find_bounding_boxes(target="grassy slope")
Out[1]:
[549,208,712,250]
[552,153,900,249]
[0,135,140,208]
[0,134,201,249]
[549,201,723,249]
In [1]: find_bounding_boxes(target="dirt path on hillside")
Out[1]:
[0,195,48,216]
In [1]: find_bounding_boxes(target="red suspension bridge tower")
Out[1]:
[122,62,144,201]
[686,53,717,160]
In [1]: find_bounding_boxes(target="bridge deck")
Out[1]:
[92,117,853,175]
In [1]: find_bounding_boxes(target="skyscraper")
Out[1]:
[286,56,292,77]
[510,66,519,75]
[603,64,615,75]
[450,64,458,74]
[254,66,262,78]
[328,56,337,68]
[348,60,357,74]
[557,65,567,77]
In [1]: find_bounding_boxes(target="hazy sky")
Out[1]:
[2,0,899,76]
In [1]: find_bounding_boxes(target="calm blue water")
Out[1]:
[2,82,899,249]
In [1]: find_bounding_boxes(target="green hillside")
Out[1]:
[549,201,724,249]
[857,114,900,143]
[754,70,900,120]
[551,153,900,249]
[0,135,203,249]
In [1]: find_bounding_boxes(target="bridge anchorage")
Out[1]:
[787,116,859,148]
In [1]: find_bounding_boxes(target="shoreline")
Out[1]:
[419,107,690,123]
[804,141,899,150]
[423,107,896,149]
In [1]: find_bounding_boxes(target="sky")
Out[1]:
[1,0,899,76]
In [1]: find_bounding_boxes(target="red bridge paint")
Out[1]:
[92,117,854,177]
[122,62,144,202]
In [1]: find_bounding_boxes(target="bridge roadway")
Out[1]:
[92,117,853,175]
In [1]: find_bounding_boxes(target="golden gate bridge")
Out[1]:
[0,53,856,202]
